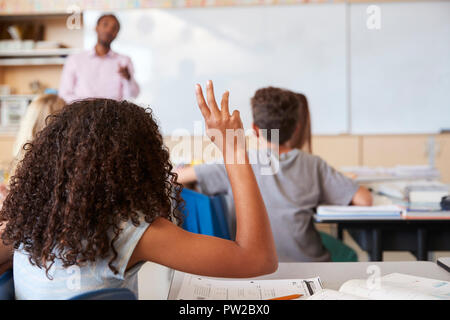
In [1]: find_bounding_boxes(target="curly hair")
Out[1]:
[251,87,299,145]
[0,98,183,277]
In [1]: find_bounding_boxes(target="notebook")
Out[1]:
[308,273,450,300]
[316,205,403,220]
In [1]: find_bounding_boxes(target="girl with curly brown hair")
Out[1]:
[0,80,277,299]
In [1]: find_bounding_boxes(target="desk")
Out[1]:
[167,261,450,299]
[315,188,450,262]
[314,216,450,261]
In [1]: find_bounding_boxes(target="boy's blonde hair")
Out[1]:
[11,94,66,174]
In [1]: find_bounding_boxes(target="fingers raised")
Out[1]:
[195,84,211,119]
[206,80,221,118]
[221,91,230,117]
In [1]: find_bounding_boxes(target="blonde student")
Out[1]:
[0,81,277,299]
[177,87,372,262]
[11,94,66,176]
[0,94,65,274]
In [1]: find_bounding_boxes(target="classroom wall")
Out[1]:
[1,1,449,182]
[2,133,449,181]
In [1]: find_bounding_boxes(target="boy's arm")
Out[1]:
[175,166,197,185]
[350,186,373,206]
[177,164,231,196]
[318,157,372,206]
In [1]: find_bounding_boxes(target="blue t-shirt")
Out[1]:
[13,215,150,300]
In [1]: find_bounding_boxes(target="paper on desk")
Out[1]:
[176,275,323,300]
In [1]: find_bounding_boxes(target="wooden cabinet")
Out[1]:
[312,135,360,169]
[435,134,450,183]
[361,135,430,167]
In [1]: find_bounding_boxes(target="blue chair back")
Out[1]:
[0,269,14,300]
[69,288,137,300]
[181,188,231,240]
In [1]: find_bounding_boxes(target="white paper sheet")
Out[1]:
[176,275,323,300]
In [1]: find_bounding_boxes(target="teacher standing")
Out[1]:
[59,14,140,103]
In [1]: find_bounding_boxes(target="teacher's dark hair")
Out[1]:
[97,13,121,30]
[0,98,183,278]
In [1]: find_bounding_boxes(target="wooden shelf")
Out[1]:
[0,48,79,57]
[0,48,80,66]
[0,94,36,100]
[0,57,67,66]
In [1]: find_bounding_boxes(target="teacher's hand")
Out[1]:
[118,65,131,80]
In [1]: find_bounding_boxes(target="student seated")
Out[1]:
[177,87,372,262]
[11,94,66,175]
[0,81,277,299]
[0,94,66,275]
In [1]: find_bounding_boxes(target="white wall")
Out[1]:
[84,1,450,135]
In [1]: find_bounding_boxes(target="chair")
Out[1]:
[180,189,358,262]
[0,269,14,300]
[181,188,231,240]
[0,268,137,300]
[319,231,358,262]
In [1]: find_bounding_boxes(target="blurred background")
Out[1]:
[0,0,449,299]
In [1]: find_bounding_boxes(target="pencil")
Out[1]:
[269,294,303,300]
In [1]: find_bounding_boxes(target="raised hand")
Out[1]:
[118,65,131,80]
[195,80,244,159]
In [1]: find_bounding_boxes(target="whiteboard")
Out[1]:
[350,1,450,134]
[83,4,348,135]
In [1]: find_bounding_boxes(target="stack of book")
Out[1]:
[370,181,450,219]
[403,183,450,219]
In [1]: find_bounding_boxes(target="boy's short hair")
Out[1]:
[251,87,300,145]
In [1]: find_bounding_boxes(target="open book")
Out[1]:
[308,273,450,300]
